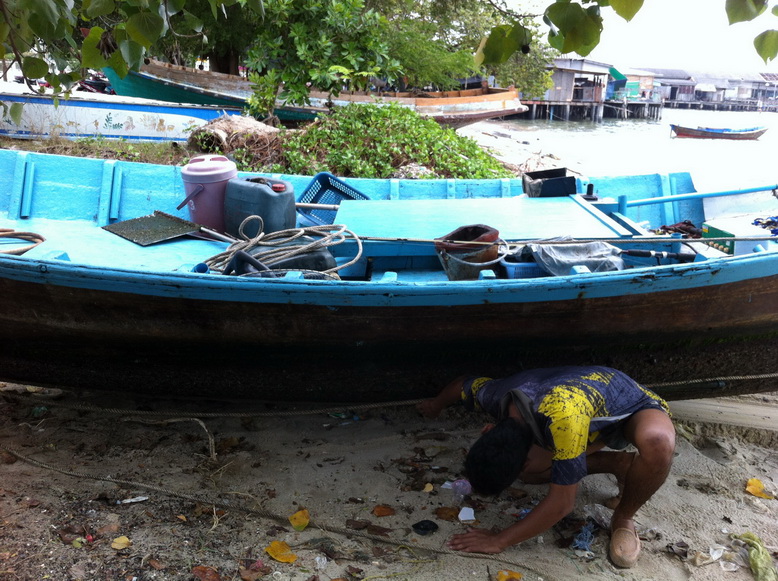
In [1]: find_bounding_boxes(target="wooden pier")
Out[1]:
[515,100,663,123]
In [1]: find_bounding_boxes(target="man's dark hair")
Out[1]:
[464,418,534,496]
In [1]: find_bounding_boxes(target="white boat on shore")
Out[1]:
[0,81,241,141]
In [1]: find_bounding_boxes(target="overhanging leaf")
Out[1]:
[10,103,24,126]
[21,56,49,79]
[610,0,644,21]
[479,24,532,65]
[85,0,116,18]
[546,2,602,55]
[725,0,768,24]
[81,27,108,69]
[754,29,778,63]
[126,11,164,47]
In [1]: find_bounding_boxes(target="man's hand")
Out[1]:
[447,528,505,554]
[416,398,445,419]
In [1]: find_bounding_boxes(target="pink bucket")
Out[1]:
[178,155,238,231]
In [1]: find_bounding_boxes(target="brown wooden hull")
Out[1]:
[1,273,776,402]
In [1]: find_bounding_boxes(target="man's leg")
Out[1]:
[609,408,676,567]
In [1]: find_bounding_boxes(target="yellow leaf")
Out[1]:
[111,535,132,550]
[745,478,775,499]
[423,483,434,493]
[495,570,523,581]
[265,540,297,563]
[177,514,187,521]
[288,508,310,532]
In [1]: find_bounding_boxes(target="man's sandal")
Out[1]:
[609,527,641,568]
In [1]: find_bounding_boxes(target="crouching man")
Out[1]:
[418,366,675,568]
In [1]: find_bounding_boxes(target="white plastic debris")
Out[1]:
[458,507,475,522]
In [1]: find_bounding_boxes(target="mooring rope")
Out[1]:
[7,372,777,419]
[0,229,45,255]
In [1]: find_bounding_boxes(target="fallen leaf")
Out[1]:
[434,507,459,521]
[176,514,188,522]
[192,565,222,581]
[289,508,310,531]
[95,523,120,537]
[147,558,165,570]
[423,483,434,493]
[745,478,775,499]
[495,570,523,581]
[372,505,395,517]
[239,566,266,581]
[111,535,132,550]
[265,540,297,563]
[366,524,392,537]
[346,519,370,530]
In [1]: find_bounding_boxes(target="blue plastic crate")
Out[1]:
[500,258,546,279]
[297,172,370,226]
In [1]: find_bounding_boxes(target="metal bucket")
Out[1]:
[434,224,503,281]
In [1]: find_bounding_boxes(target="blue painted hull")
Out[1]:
[0,150,776,401]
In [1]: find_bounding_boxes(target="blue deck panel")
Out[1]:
[334,195,633,241]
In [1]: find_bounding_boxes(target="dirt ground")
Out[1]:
[1,382,776,581]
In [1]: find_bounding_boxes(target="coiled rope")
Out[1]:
[0,228,45,255]
[203,215,363,277]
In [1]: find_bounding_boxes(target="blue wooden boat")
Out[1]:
[0,80,241,141]
[670,124,768,140]
[0,149,776,402]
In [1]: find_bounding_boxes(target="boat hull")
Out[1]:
[0,82,239,141]
[670,124,768,140]
[104,60,527,127]
[0,256,776,402]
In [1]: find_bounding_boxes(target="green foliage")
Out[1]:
[243,0,402,118]
[275,102,513,179]
[381,19,477,89]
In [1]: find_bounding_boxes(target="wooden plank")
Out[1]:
[670,398,778,431]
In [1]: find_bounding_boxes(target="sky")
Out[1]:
[519,0,778,74]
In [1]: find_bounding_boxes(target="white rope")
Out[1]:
[204,216,363,276]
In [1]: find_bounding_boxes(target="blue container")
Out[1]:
[224,177,295,238]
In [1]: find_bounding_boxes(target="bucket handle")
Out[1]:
[437,240,510,267]
[176,183,205,211]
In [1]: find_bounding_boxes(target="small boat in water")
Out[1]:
[0,149,776,402]
[670,124,768,140]
[103,59,528,128]
[0,80,241,141]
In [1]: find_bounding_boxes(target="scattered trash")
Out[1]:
[451,479,472,504]
[116,496,149,505]
[731,532,777,581]
[571,522,595,552]
[289,508,310,531]
[745,478,775,500]
[583,503,612,530]
[666,541,690,560]
[458,507,475,523]
[411,520,438,536]
[314,555,328,570]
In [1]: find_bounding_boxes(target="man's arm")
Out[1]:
[447,482,578,553]
[416,376,467,418]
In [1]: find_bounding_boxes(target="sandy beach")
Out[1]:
[1,379,776,581]
[1,122,777,581]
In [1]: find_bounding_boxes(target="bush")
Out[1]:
[275,102,513,179]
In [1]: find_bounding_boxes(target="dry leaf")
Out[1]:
[423,483,434,493]
[111,535,132,550]
[434,507,459,521]
[192,565,222,581]
[265,540,297,563]
[289,508,310,531]
[346,519,370,530]
[495,570,523,581]
[147,558,165,570]
[745,478,775,499]
[372,504,395,517]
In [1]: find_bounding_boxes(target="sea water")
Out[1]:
[497,108,777,192]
